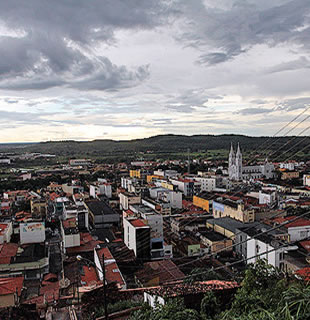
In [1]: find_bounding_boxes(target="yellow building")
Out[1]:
[130,169,141,179]
[193,195,210,212]
[212,200,255,223]
[161,181,174,190]
[30,199,47,218]
[281,171,299,180]
[146,175,163,183]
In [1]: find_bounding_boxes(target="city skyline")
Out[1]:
[1,0,310,142]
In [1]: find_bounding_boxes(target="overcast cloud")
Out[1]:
[0,0,309,142]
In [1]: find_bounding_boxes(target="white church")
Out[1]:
[228,143,275,181]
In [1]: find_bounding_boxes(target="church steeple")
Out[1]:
[236,142,241,156]
[230,143,234,155]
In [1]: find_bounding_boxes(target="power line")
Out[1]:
[137,211,310,281]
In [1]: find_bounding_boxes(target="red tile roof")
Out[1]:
[0,276,23,296]
[105,261,125,288]
[62,217,77,229]
[0,223,9,236]
[143,280,239,298]
[97,247,114,261]
[272,216,310,228]
[0,243,18,264]
[81,266,101,287]
[40,281,60,303]
[130,219,147,228]
[295,267,310,281]
[136,260,185,285]
[300,240,310,253]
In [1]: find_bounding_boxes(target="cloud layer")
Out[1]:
[0,0,310,142]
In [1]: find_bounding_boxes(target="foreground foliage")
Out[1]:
[129,260,310,320]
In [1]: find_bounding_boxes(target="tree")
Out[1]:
[200,291,220,320]
[129,298,200,320]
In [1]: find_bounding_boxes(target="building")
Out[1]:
[303,174,310,187]
[135,260,185,287]
[30,198,47,218]
[229,144,275,180]
[94,246,126,290]
[144,280,239,309]
[130,204,165,260]
[86,200,120,229]
[194,177,216,192]
[212,198,255,223]
[90,181,112,199]
[281,170,299,180]
[170,178,197,197]
[123,218,151,260]
[61,218,80,250]
[69,159,91,166]
[149,187,182,209]
[0,223,13,244]
[0,243,49,280]
[200,230,233,253]
[0,276,23,307]
[240,227,296,269]
[119,192,141,210]
[271,216,310,242]
[20,222,46,244]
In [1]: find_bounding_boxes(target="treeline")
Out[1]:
[2,134,310,159]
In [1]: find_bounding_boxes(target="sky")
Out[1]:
[0,0,310,142]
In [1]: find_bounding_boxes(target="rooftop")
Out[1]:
[144,280,239,298]
[136,259,185,285]
[130,219,148,228]
[0,276,24,296]
[86,200,116,216]
[207,217,257,234]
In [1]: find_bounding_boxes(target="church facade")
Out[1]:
[228,144,275,181]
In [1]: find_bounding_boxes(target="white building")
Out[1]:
[303,174,310,187]
[0,222,13,244]
[61,218,80,250]
[119,192,141,210]
[149,187,182,209]
[20,222,45,244]
[194,177,216,192]
[90,182,112,199]
[280,162,296,171]
[259,190,277,205]
[123,217,151,259]
[129,204,165,260]
[229,144,275,181]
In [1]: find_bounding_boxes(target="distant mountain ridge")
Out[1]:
[1,134,308,157]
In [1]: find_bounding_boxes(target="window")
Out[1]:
[300,231,308,239]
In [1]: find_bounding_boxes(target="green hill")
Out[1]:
[4,134,308,159]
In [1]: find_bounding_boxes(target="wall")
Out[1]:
[193,196,210,212]
[20,222,45,244]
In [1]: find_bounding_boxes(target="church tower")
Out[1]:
[228,143,235,179]
[228,142,243,180]
[235,143,242,180]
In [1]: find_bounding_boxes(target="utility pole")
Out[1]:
[102,252,108,320]
[77,255,108,319]
[187,148,190,175]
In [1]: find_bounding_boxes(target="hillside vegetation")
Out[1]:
[1,134,309,159]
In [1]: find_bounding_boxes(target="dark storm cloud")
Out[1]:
[178,0,310,65]
[0,0,173,90]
